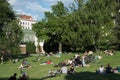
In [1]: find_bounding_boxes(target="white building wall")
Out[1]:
[18,15,37,44]
[19,19,36,30]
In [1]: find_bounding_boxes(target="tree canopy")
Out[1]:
[0,0,23,54]
[33,0,119,52]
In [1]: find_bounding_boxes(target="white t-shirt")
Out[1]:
[61,66,68,74]
[99,67,105,73]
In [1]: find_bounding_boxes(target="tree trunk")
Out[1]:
[94,45,98,52]
[58,42,62,53]
[35,47,39,54]
[39,41,45,53]
[35,40,39,53]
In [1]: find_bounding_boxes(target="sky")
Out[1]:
[8,0,74,21]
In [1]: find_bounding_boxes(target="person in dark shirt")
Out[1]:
[105,63,113,73]
[68,65,75,74]
[8,73,17,80]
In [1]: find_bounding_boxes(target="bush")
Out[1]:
[26,42,36,54]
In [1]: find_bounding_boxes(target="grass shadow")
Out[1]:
[0,77,41,80]
[65,71,120,80]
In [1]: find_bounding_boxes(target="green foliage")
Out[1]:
[0,20,23,54]
[0,0,22,55]
[33,19,50,41]
[26,42,36,54]
[33,0,119,52]
[33,1,70,52]
[68,0,117,51]
[0,0,15,33]
[114,0,120,49]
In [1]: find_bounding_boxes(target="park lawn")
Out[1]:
[0,52,120,80]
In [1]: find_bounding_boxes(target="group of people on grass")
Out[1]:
[6,49,119,79]
[96,63,120,74]
[48,63,75,77]
[47,51,96,77]
[8,72,28,80]
[54,51,94,68]
[47,50,120,77]
[8,59,31,80]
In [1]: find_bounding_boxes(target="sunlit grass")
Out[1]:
[0,52,120,80]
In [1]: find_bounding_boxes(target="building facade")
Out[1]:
[17,14,37,43]
[17,14,37,54]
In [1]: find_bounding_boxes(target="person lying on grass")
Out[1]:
[18,59,31,69]
[40,60,53,65]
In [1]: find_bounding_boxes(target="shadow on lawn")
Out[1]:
[0,75,57,80]
[1,72,120,80]
[0,77,56,80]
[65,71,120,80]
[0,77,40,80]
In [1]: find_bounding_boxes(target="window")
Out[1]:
[23,22,24,25]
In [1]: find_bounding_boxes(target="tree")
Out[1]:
[46,1,69,53]
[66,0,117,51]
[33,19,50,53]
[33,1,69,53]
[33,0,118,52]
[114,0,120,49]
[0,0,15,33]
[66,0,87,51]
[0,0,23,57]
[1,20,23,54]
[86,0,117,51]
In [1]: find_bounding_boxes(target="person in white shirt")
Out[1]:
[61,64,68,74]
[99,65,105,74]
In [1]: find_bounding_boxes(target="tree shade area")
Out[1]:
[33,0,120,53]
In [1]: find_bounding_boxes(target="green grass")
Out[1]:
[0,52,120,80]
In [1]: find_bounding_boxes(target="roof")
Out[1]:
[17,14,36,21]
[19,14,32,19]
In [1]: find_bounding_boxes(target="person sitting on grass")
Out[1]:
[112,66,120,73]
[96,65,105,74]
[60,63,68,74]
[1,56,4,64]
[48,70,61,77]
[81,55,90,67]
[68,65,75,74]
[18,72,28,80]
[8,73,17,80]
[105,63,113,73]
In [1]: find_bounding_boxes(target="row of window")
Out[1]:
[19,21,33,26]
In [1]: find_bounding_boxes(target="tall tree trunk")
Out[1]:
[58,42,62,53]
[93,40,98,52]
[94,45,98,52]
[39,41,45,53]
[36,47,39,54]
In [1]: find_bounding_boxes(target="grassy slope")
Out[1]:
[0,52,120,80]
